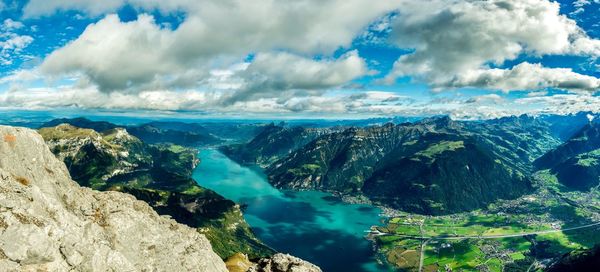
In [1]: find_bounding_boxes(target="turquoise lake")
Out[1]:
[192,149,387,272]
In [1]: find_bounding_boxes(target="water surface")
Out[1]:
[193,149,386,272]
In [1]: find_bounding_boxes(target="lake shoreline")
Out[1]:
[193,149,389,272]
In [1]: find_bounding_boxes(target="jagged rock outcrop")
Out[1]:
[0,125,227,271]
[250,254,322,272]
[39,124,274,259]
[226,253,321,272]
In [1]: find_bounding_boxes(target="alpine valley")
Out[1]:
[0,111,597,271]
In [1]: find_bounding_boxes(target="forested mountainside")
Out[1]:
[545,246,600,272]
[220,123,336,166]
[535,123,600,190]
[38,124,273,259]
[215,116,563,215]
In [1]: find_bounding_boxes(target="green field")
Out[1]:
[375,172,600,271]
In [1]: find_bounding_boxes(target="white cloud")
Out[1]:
[0,18,33,65]
[5,81,600,120]
[385,0,600,92]
[0,69,41,84]
[23,0,128,17]
[222,50,368,104]
[515,94,600,115]
[0,34,34,65]
[39,0,396,95]
[41,14,180,91]
[13,0,600,117]
[1,19,24,31]
[464,94,505,104]
[446,62,600,92]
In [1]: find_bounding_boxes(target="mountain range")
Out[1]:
[225,114,598,215]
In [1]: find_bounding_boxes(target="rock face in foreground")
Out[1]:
[226,253,322,272]
[0,126,227,271]
[251,254,322,272]
[39,123,274,259]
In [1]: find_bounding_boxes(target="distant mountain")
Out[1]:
[40,118,222,146]
[535,123,600,190]
[126,124,222,146]
[538,112,599,141]
[38,124,273,259]
[264,116,559,214]
[220,123,335,166]
[146,121,267,143]
[42,117,119,132]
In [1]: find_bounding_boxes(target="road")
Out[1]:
[369,220,600,272]
[418,239,431,272]
[374,221,600,241]
[418,220,425,272]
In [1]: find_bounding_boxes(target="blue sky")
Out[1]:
[1,0,600,119]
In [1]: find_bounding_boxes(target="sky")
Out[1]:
[1,0,600,119]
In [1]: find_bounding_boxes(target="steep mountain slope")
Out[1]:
[39,124,153,189]
[267,122,423,192]
[266,116,558,214]
[535,123,600,190]
[363,135,530,214]
[221,124,332,166]
[538,112,599,141]
[38,124,273,259]
[0,125,228,271]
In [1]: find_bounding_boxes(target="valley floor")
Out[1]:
[372,170,600,271]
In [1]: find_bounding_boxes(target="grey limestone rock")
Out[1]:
[0,125,227,272]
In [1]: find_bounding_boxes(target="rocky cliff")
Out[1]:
[38,124,273,259]
[0,125,228,271]
[0,125,321,272]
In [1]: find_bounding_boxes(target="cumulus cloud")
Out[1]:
[0,19,33,65]
[0,69,41,85]
[23,0,131,17]
[0,87,217,111]
[464,94,505,104]
[446,62,600,92]
[38,1,395,99]
[0,85,406,116]
[12,0,600,117]
[515,94,600,115]
[222,51,368,104]
[2,19,24,31]
[41,14,181,91]
[385,0,600,92]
